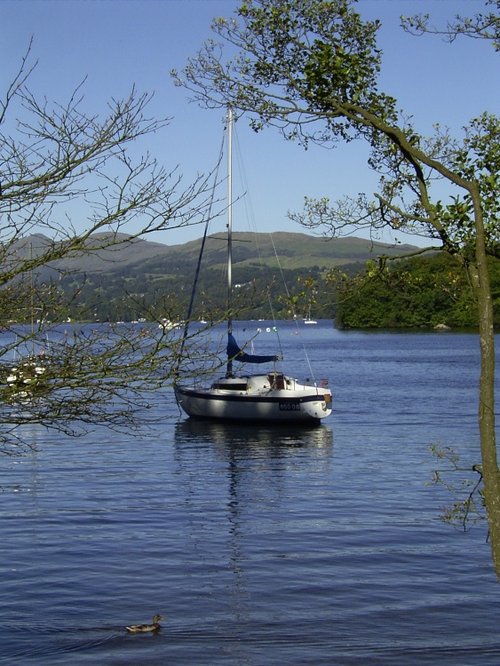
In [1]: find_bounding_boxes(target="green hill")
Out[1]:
[6,231,421,322]
[7,231,499,329]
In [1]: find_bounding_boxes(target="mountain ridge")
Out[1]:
[17,230,420,276]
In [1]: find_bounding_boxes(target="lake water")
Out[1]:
[2,321,500,665]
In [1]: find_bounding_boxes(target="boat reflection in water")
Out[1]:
[174,418,333,456]
[172,418,334,558]
[173,417,334,615]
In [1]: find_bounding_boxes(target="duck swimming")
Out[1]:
[126,614,163,633]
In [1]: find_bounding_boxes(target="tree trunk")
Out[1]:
[470,191,500,578]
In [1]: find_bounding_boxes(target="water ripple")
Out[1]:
[1,326,500,664]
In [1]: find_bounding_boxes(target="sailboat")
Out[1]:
[174,109,332,424]
[303,305,317,325]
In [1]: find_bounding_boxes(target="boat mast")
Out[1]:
[226,107,234,378]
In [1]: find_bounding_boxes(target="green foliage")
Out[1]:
[55,263,331,322]
[421,114,500,256]
[174,0,397,145]
[334,252,500,329]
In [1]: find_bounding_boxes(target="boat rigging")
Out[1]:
[174,108,332,424]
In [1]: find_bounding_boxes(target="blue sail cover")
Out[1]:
[227,334,279,364]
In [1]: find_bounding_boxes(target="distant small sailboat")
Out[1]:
[303,306,317,325]
[174,109,332,424]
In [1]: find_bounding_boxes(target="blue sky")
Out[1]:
[1,0,498,248]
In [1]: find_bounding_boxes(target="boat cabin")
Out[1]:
[212,377,249,391]
[211,373,295,393]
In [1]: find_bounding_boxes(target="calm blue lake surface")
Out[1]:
[1,321,500,665]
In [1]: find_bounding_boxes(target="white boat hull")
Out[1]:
[174,373,332,424]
